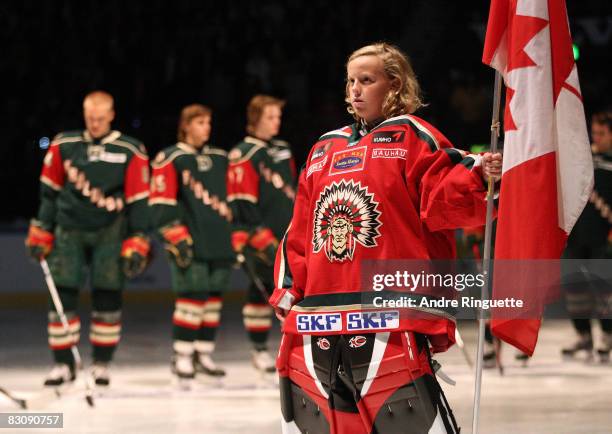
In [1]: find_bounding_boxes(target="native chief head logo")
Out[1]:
[312,179,382,262]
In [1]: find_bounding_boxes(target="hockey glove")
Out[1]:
[231,230,249,254]
[269,288,298,323]
[248,227,278,266]
[160,224,193,268]
[25,222,54,260]
[121,234,151,278]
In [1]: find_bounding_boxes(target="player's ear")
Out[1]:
[109,109,116,123]
[390,77,401,92]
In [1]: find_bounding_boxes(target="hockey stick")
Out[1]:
[40,259,95,407]
[494,336,504,375]
[236,253,270,300]
[0,386,27,409]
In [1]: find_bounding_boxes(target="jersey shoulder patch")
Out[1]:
[228,148,242,161]
[152,145,189,168]
[229,139,265,163]
[308,139,333,162]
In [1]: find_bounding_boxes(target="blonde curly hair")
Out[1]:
[345,43,424,122]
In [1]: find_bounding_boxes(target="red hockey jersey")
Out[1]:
[271,115,492,352]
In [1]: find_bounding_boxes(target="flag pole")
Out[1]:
[472,69,503,434]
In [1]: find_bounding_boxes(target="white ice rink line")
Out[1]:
[1,320,611,433]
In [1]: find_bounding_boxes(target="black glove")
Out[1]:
[25,223,54,260]
[254,242,278,266]
[121,235,151,278]
[249,227,278,266]
[160,224,193,268]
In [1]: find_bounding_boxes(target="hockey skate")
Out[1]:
[91,362,110,386]
[483,341,497,369]
[44,363,76,387]
[252,349,276,374]
[172,353,195,390]
[515,351,530,367]
[596,333,611,363]
[252,349,278,385]
[561,334,594,361]
[194,353,226,377]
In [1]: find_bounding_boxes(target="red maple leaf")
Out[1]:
[548,0,581,103]
[503,9,548,132]
[504,87,518,132]
[507,13,549,73]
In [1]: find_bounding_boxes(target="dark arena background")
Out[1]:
[0,1,611,433]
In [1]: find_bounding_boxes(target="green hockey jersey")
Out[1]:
[226,136,297,240]
[36,130,149,234]
[150,143,233,261]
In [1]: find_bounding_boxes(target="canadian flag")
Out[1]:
[483,0,593,354]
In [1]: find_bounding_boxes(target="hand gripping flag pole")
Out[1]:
[40,259,95,407]
[471,70,503,434]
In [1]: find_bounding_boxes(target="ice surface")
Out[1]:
[1,305,611,433]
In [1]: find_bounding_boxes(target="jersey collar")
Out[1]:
[83,130,121,145]
[245,135,270,148]
[177,142,199,154]
[358,117,386,136]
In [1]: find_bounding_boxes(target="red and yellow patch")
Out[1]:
[328,146,367,176]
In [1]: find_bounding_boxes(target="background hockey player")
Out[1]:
[25,91,151,387]
[269,43,502,433]
[562,110,612,363]
[226,95,297,373]
[150,104,234,381]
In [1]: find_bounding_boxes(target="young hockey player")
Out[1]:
[150,104,234,381]
[25,91,150,387]
[562,110,612,363]
[149,104,235,379]
[269,43,502,433]
[227,95,297,373]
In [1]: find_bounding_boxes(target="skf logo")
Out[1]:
[346,311,399,331]
[316,337,331,350]
[348,336,367,348]
[297,313,342,332]
[372,131,404,144]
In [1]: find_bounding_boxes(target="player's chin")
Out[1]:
[352,102,367,114]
